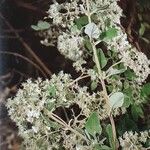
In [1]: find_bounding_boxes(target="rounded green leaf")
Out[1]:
[38,21,50,30]
[97,49,108,69]
[109,92,124,109]
[85,23,100,39]
[31,25,40,31]
[85,112,102,137]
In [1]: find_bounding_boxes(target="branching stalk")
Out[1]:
[85,0,118,149]
[67,74,89,87]
[44,109,88,143]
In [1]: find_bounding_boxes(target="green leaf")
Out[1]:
[106,124,115,149]
[117,114,138,135]
[103,27,118,40]
[37,21,50,30]
[141,82,150,98]
[139,23,145,36]
[94,144,112,150]
[93,144,101,150]
[123,95,131,108]
[31,20,50,31]
[84,37,93,52]
[97,49,108,68]
[91,80,98,91]
[85,112,102,137]
[109,92,124,109]
[46,101,55,111]
[70,25,79,33]
[124,68,136,80]
[106,68,126,77]
[131,105,144,121]
[49,85,56,97]
[85,22,100,39]
[141,37,150,44]
[99,146,112,150]
[31,25,40,31]
[123,86,134,106]
[75,16,88,30]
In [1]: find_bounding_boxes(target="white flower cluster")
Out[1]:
[90,0,122,29]
[107,21,150,84]
[46,0,150,83]
[47,2,62,25]
[121,48,150,83]
[6,78,63,149]
[73,59,86,72]
[119,130,150,150]
[41,1,87,56]
[7,71,118,149]
[7,78,48,124]
[57,32,84,61]
[84,0,150,84]
[47,1,81,27]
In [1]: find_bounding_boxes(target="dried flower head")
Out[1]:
[119,130,150,150]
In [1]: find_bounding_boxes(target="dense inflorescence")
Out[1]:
[119,130,150,150]
[7,72,126,149]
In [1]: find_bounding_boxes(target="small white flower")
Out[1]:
[57,32,84,61]
[32,126,39,133]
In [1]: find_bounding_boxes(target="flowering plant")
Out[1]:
[7,0,150,149]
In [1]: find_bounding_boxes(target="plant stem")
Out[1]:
[44,109,88,142]
[85,0,117,149]
[86,0,91,23]
[68,74,89,87]
[93,40,118,150]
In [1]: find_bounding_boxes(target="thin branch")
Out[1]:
[86,0,91,23]
[2,29,24,33]
[0,12,52,77]
[44,109,88,142]
[0,51,47,77]
[85,0,118,148]
[0,35,18,39]
[14,1,47,16]
[0,72,11,80]
[67,74,89,87]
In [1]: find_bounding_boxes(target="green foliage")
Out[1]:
[85,112,102,137]
[139,23,146,36]
[117,114,138,135]
[94,144,112,150]
[101,27,118,41]
[97,49,108,69]
[84,37,93,52]
[91,80,98,91]
[48,85,56,97]
[141,83,150,98]
[75,16,88,30]
[106,68,126,77]
[131,104,144,121]
[31,20,50,31]
[109,92,124,109]
[124,68,136,80]
[106,124,115,149]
